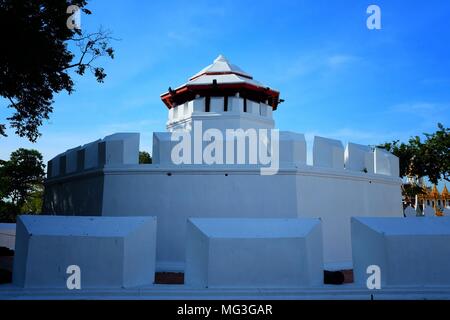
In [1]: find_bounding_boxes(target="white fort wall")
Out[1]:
[43,131,402,271]
[44,133,139,216]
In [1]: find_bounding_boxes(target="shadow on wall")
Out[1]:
[43,174,104,215]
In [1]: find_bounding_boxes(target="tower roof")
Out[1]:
[161,55,280,110]
[190,55,253,80]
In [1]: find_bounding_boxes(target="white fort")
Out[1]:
[6,56,450,298]
[42,55,402,273]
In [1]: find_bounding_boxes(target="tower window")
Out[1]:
[224,96,228,112]
[243,98,247,112]
[205,96,210,112]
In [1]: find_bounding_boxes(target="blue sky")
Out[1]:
[1,0,449,179]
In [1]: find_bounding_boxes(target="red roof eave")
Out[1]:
[161,82,280,110]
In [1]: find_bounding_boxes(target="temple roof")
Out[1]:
[429,185,440,198]
[442,185,449,197]
[161,55,280,110]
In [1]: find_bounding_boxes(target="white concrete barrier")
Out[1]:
[0,223,16,250]
[185,218,323,288]
[13,215,157,288]
[351,217,450,287]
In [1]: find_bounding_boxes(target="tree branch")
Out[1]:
[61,29,116,77]
[7,96,18,108]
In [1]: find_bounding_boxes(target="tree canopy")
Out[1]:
[0,149,45,222]
[0,0,114,141]
[139,151,152,164]
[379,123,450,185]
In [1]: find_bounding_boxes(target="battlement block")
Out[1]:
[152,132,178,165]
[65,146,81,174]
[374,148,399,177]
[313,136,344,169]
[345,142,374,173]
[279,131,307,165]
[99,133,140,166]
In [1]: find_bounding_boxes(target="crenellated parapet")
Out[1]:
[47,133,140,179]
[312,136,398,176]
[152,131,399,177]
[48,129,398,179]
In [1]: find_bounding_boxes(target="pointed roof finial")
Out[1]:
[189,54,252,80]
[214,54,227,63]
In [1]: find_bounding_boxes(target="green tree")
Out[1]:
[379,123,450,184]
[0,149,45,222]
[139,151,152,164]
[0,0,115,141]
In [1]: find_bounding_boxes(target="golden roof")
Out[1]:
[442,185,449,198]
[429,185,440,198]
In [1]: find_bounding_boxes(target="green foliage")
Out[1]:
[139,151,152,164]
[21,185,44,214]
[402,183,426,198]
[0,201,18,223]
[0,149,45,222]
[379,123,450,184]
[0,0,114,141]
